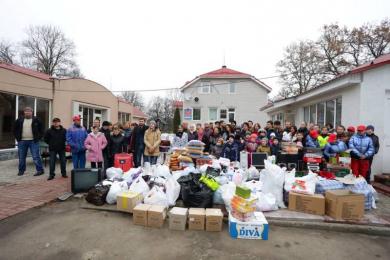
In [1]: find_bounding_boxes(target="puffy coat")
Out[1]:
[349,134,374,158]
[144,128,161,156]
[305,135,319,148]
[323,141,347,159]
[66,124,88,153]
[317,135,329,148]
[84,132,108,162]
[222,142,239,161]
[44,126,67,152]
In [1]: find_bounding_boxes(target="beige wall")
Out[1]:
[0,69,52,99]
[118,101,133,115]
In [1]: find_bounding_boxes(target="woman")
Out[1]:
[172,125,188,148]
[122,121,132,152]
[196,123,204,141]
[187,124,198,141]
[253,123,261,135]
[109,126,127,167]
[84,125,108,169]
[209,127,221,151]
[282,125,297,142]
[144,120,161,165]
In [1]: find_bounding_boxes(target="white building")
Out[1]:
[180,66,271,124]
[263,54,390,176]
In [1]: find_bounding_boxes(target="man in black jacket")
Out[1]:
[100,121,112,172]
[13,107,44,176]
[366,125,380,183]
[44,118,67,180]
[130,118,148,167]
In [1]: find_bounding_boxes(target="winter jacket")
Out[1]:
[84,132,108,162]
[66,124,88,153]
[187,131,198,142]
[305,135,319,148]
[271,144,280,156]
[256,145,271,155]
[367,133,380,156]
[222,142,239,161]
[211,144,223,159]
[144,128,161,156]
[323,141,347,159]
[130,125,148,151]
[109,134,127,157]
[173,132,188,148]
[202,128,213,152]
[13,116,44,142]
[123,128,132,146]
[317,135,329,148]
[298,127,309,138]
[349,134,374,159]
[44,126,67,152]
[99,127,111,154]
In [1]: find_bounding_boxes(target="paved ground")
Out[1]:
[0,198,389,260]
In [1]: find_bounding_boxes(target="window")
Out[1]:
[276,113,284,122]
[309,104,316,124]
[304,107,309,123]
[316,102,325,127]
[193,108,201,120]
[209,108,217,121]
[326,100,335,126]
[228,108,235,122]
[200,82,211,94]
[336,97,342,126]
[118,112,131,124]
[36,98,50,132]
[220,109,227,120]
[0,93,16,149]
[18,96,35,117]
[229,82,236,94]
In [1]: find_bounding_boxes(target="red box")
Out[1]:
[114,153,133,172]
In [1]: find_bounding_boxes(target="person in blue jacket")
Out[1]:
[66,115,88,169]
[222,135,239,162]
[323,133,347,161]
[348,125,374,179]
[305,130,320,148]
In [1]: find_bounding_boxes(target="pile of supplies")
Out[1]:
[185,140,205,159]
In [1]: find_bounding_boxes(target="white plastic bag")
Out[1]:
[106,167,123,179]
[199,164,209,174]
[244,180,263,193]
[256,192,278,212]
[215,175,229,185]
[144,186,169,207]
[232,169,244,185]
[129,176,150,197]
[260,160,286,208]
[285,170,317,195]
[221,182,236,209]
[106,181,128,204]
[247,166,260,180]
[122,167,142,183]
[156,165,171,178]
[165,177,181,206]
[218,157,231,167]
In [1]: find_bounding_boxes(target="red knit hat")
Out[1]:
[347,126,355,133]
[357,125,366,131]
[72,115,81,121]
[309,130,319,139]
[328,133,337,143]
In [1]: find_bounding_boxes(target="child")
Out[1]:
[211,137,224,159]
[306,130,320,148]
[84,125,108,169]
[318,126,329,148]
[222,135,239,161]
[256,138,271,155]
[270,138,280,156]
[323,133,347,162]
[246,133,258,153]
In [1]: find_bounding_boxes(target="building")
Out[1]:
[262,54,390,175]
[180,66,271,124]
[0,62,147,159]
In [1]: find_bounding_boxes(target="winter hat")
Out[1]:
[72,115,81,121]
[347,126,355,133]
[366,125,375,131]
[328,133,337,143]
[357,125,366,131]
[309,130,319,139]
[270,132,276,137]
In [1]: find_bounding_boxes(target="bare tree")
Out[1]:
[345,27,370,66]
[147,94,175,132]
[120,91,145,110]
[21,25,80,76]
[0,40,16,64]
[361,18,390,58]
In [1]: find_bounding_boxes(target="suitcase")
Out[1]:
[71,168,103,193]
[114,153,133,172]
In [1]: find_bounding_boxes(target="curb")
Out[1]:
[268,219,390,236]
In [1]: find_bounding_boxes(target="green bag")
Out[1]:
[199,175,220,191]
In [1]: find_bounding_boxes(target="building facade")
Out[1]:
[180,66,271,125]
[263,54,390,176]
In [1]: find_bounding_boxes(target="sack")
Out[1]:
[284,170,317,195]
[256,192,278,212]
[165,177,181,206]
[106,181,128,204]
[215,175,229,185]
[122,167,143,185]
[232,169,244,185]
[144,186,169,207]
[156,164,171,178]
[129,176,150,197]
[221,182,236,209]
[244,180,262,194]
[247,166,260,180]
[181,184,213,208]
[106,167,123,179]
[260,161,286,208]
[213,187,224,205]
[86,184,110,206]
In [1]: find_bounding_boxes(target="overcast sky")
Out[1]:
[1,0,389,100]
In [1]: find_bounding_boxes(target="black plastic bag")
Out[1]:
[181,182,213,208]
[85,184,110,206]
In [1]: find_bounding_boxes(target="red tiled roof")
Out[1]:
[173,100,183,108]
[0,62,52,81]
[200,66,251,78]
[350,53,390,74]
[132,106,148,118]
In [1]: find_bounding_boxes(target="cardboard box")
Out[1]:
[116,191,143,213]
[133,204,151,226]
[147,205,167,228]
[188,208,205,231]
[288,192,325,216]
[169,207,188,231]
[325,190,365,220]
[229,212,268,240]
[206,208,223,232]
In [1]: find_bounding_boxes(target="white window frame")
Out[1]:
[228,82,236,94]
[228,108,236,122]
[219,109,227,120]
[199,82,211,94]
[192,108,201,121]
[208,107,218,121]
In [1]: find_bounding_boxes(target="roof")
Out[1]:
[131,105,148,119]
[0,62,52,81]
[181,65,272,92]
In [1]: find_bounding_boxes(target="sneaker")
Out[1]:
[33,171,44,176]
[17,172,24,176]
[47,175,55,181]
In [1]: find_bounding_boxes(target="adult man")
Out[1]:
[44,118,67,180]
[365,125,380,183]
[202,122,213,152]
[66,115,88,169]
[130,118,148,167]
[13,107,44,176]
[240,122,250,138]
[336,125,346,140]
[273,120,283,141]
[100,121,112,171]
[284,121,292,133]
[87,119,101,134]
[265,120,275,139]
[349,125,374,178]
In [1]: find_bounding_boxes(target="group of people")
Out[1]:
[14,106,380,183]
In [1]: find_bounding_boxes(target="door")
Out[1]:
[384,92,390,173]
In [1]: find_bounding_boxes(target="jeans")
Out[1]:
[72,150,86,169]
[49,150,66,176]
[91,162,103,169]
[18,140,43,173]
[145,156,158,165]
[134,145,145,167]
